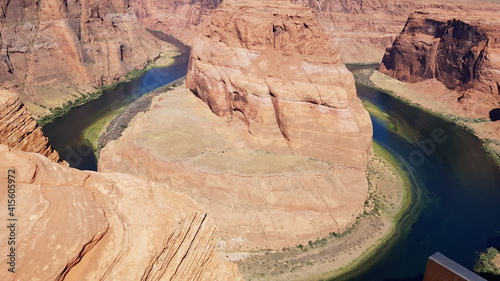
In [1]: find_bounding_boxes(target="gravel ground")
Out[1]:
[97,77,186,152]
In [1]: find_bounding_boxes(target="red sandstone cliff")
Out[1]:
[293,0,500,63]
[131,0,221,44]
[379,9,500,114]
[0,89,59,161]
[0,145,242,280]
[128,0,500,64]
[0,0,173,115]
[186,0,372,168]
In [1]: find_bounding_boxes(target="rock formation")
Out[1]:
[186,0,372,168]
[0,89,59,162]
[379,9,500,113]
[131,0,222,44]
[0,0,173,115]
[99,86,370,252]
[293,0,500,63]
[0,145,242,280]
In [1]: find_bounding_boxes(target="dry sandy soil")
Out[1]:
[234,143,410,281]
[494,254,500,269]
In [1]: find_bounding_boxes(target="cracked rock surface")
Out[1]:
[0,145,242,280]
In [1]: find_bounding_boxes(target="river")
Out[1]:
[42,30,190,171]
[42,40,500,280]
[335,65,500,281]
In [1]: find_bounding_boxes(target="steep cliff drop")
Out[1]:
[0,89,59,162]
[100,0,372,256]
[0,0,174,116]
[0,145,242,281]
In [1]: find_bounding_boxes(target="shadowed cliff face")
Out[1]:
[379,9,500,100]
[0,0,172,115]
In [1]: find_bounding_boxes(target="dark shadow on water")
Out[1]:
[382,273,424,281]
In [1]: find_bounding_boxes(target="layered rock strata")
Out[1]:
[0,145,242,280]
[0,89,59,161]
[0,0,173,115]
[186,0,372,168]
[293,0,500,63]
[379,9,500,115]
[129,0,500,64]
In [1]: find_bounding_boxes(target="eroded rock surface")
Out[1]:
[0,0,174,115]
[0,145,241,280]
[131,0,222,44]
[379,9,500,116]
[0,89,59,162]
[186,0,372,168]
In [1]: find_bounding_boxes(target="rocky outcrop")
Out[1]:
[186,0,372,168]
[99,86,370,252]
[0,145,242,280]
[379,9,500,110]
[131,0,222,44]
[0,89,59,162]
[0,0,174,115]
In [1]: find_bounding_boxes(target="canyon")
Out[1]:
[291,0,500,63]
[1,0,499,279]
[96,3,379,281]
[129,0,500,63]
[0,0,175,116]
[186,0,372,167]
[131,0,222,44]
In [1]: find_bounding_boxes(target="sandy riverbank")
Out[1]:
[355,68,500,167]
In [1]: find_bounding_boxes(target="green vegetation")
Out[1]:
[239,140,416,280]
[295,141,411,255]
[37,50,177,126]
[475,247,500,275]
[37,91,104,126]
[327,142,414,280]
[83,107,125,156]
[362,100,396,130]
